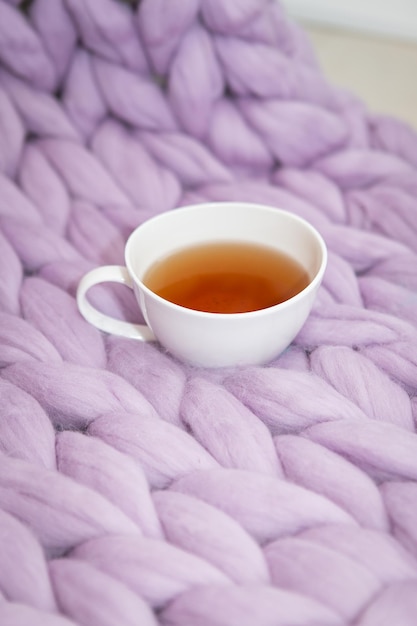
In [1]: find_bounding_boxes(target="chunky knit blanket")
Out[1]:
[2,0,417,624]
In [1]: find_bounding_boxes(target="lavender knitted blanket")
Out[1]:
[2,0,417,624]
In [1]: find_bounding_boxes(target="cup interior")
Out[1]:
[126,203,326,294]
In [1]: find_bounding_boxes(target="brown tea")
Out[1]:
[143,241,310,314]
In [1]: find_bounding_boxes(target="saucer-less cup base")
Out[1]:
[76,202,327,368]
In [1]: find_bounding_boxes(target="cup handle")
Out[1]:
[76,265,155,341]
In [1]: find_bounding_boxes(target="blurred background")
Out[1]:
[282,0,417,130]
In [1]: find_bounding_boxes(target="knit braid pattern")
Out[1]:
[1,0,417,624]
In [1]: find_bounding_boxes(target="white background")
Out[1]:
[281,0,417,41]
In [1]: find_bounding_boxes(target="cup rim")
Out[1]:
[125,202,328,319]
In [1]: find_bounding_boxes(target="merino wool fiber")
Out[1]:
[1,0,417,624]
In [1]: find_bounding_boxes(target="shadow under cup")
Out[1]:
[123,202,327,367]
[77,202,327,367]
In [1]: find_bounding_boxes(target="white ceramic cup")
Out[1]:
[76,202,327,367]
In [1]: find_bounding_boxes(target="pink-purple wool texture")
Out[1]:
[1,0,417,624]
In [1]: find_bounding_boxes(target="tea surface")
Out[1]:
[143,241,310,314]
